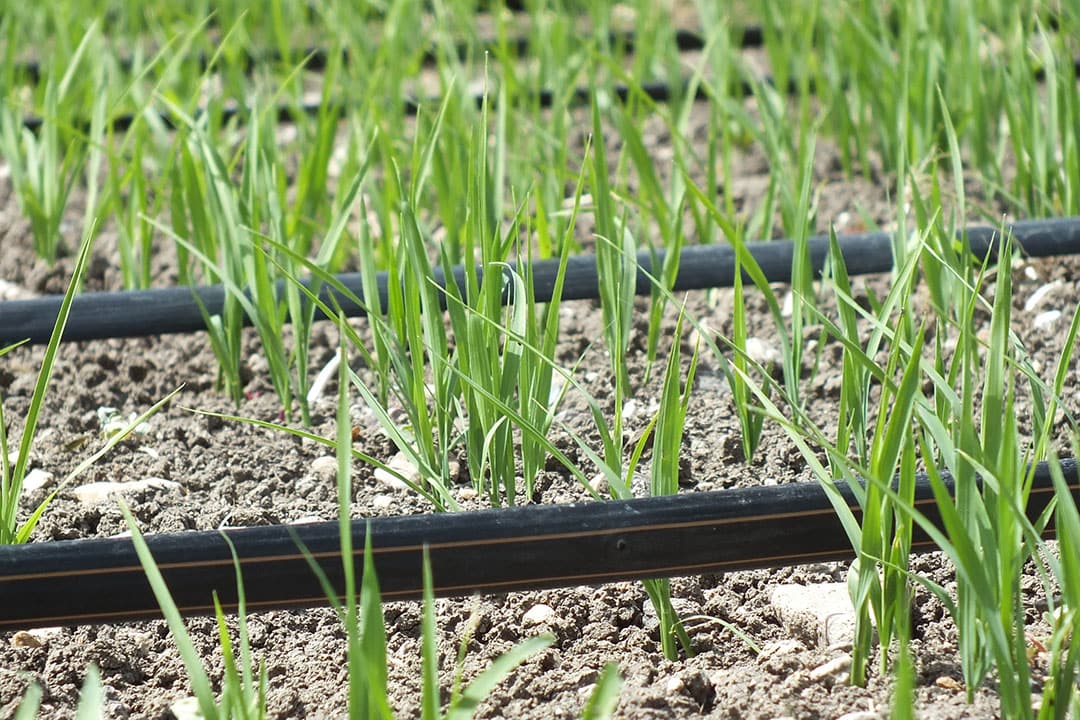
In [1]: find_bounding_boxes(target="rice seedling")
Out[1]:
[0,24,98,264]
[298,326,560,719]
[15,665,103,719]
[639,311,698,660]
[679,181,787,464]
[0,225,91,543]
[288,80,587,506]
[156,77,360,423]
[723,202,1080,717]
[589,92,637,462]
[121,503,268,720]
[603,83,685,379]
[999,18,1080,217]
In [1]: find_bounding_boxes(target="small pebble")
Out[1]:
[589,474,609,496]
[373,452,420,490]
[523,604,555,626]
[10,631,42,648]
[745,337,783,367]
[10,626,61,649]
[72,478,180,505]
[1024,280,1062,312]
[169,697,201,720]
[835,712,879,720]
[758,639,804,659]
[1034,310,1062,329]
[771,582,856,647]
[809,654,851,684]
[22,469,54,492]
[310,456,338,481]
[247,353,269,375]
[372,495,393,510]
[0,278,34,300]
[458,487,478,501]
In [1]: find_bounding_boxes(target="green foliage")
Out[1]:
[121,504,268,720]
[1,225,172,544]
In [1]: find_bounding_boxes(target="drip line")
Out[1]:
[16,29,1077,134]
[0,459,1074,630]
[12,26,725,87]
[3,216,1080,346]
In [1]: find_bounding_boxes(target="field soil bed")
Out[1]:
[1,127,1078,719]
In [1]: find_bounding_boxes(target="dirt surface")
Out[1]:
[1,96,1079,720]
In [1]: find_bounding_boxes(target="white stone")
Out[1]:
[1024,280,1062,312]
[771,582,856,647]
[744,337,783,367]
[758,639,803,659]
[589,473,609,496]
[809,654,851,684]
[835,712,880,720]
[72,478,180,505]
[372,495,393,509]
[1034,310,1062,330]
[22,469,54,492]
[0,279,34,301]
[373,452,419,490]
[523,604,555,626]
[622,399,639,421]
[310,456,338,481]
[169,697,202,720]
[247,353,269,374]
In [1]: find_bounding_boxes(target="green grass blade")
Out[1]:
[445,634,553,720]
[2,221,95,543]
[580,663,623,720]
[120,501,217,719]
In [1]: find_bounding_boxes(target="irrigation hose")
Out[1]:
[16,41,1080,134]
[14,22,733,136]
[4,216,1080,346]
[0,459,1076,630]
[25,50,1080,135]
[14,26,722,89]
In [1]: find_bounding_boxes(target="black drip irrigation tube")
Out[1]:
[4,216,1080,347]
[17,37,1080,135]
[17,23,745,135]
[21,74,720,135]
[13,26,724,89]
[0,459,1075,630]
